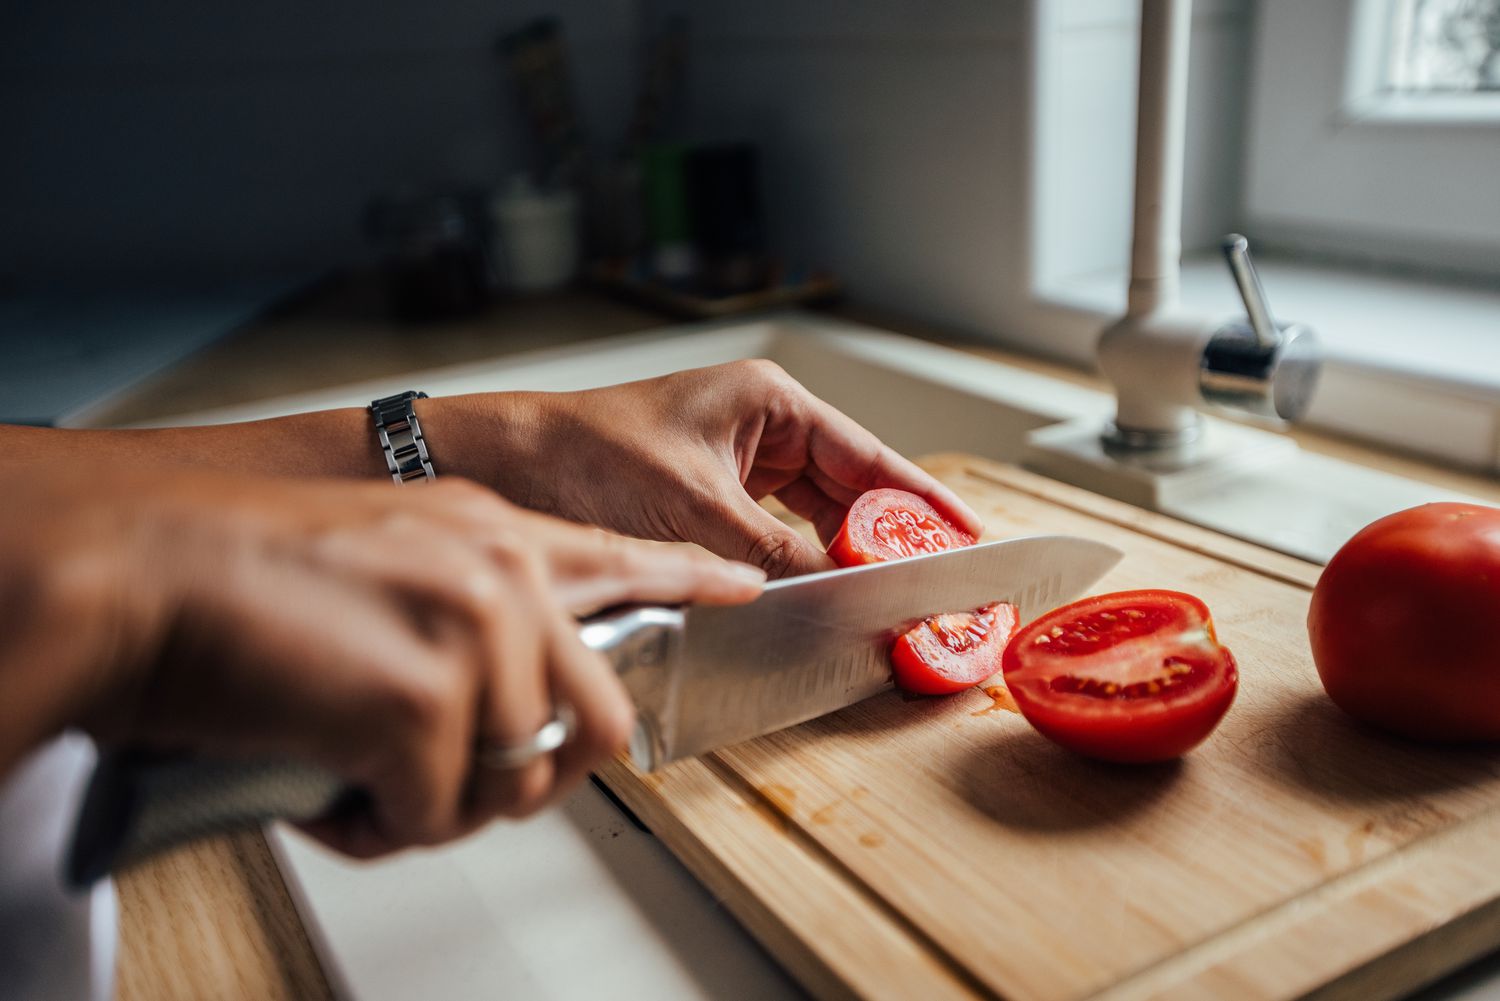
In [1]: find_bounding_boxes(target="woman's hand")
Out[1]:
[0,469,763,858]
[425,360,983,578]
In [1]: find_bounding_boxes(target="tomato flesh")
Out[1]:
[1309,502,1500,741]
[1002,590,1237,763]
[891,602,1019,696]
[827,488,975,567]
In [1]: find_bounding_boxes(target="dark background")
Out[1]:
[0,0,638,285]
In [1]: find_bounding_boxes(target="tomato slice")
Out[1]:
[827,488,976,567]
[1001,590,1237,763]
[891,602,1019,696]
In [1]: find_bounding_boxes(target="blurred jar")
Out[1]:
[364,190,494,321]
[488,176,580,293]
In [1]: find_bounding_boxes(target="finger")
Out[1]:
[802,401,984,538]
[538,610,635,805]
[467,559,556,822]
[337,529,553,832]
[773,476,849,546]
[186,541,478,858]
[543,527,766,615]
[359,644,476,848]
[705,490,836,579]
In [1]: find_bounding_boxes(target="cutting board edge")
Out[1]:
[1090,802,1500,1000]
[595,756,985,1001]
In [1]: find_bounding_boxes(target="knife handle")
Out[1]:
[66,604,685,888]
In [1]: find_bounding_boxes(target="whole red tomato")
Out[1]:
[1308,502,1500,741]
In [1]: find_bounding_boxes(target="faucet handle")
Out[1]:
[1221,234,1279,351]
[1199,233,1322,424]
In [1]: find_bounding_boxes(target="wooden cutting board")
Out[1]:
[596,454,1500,1001]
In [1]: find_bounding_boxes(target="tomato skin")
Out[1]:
[891,602,1019,696]
[1309,502,1500,741]
[828,488,976,567]
[1002,590,1237,763]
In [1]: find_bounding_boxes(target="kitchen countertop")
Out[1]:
[104,278,1500,1001]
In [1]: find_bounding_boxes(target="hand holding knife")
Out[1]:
[68,535,1120,886]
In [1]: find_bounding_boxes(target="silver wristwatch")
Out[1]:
[369,391,436,484]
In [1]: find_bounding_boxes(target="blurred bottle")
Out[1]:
[685,143,768,296]
[642,143,699,285]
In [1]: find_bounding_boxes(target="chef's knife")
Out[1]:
[67,534,1120,886]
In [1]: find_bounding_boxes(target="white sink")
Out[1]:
[96,311,1480,564]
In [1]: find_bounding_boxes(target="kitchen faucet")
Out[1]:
[1095,0,1321,455]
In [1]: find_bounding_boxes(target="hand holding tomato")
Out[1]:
[424,361,981,578]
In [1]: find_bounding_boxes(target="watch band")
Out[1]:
[369,391,435,484]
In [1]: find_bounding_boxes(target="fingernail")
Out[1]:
[727,562,768,585]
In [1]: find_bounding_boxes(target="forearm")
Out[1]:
[0,408,382,479]
[0,394,550,499]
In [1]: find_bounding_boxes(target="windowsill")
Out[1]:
[1337,92,1500,128]
[1039,255,1500,471]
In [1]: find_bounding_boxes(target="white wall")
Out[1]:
[654,0,1253,362]
[0,1,640,282]
[3,0,1255,347]
[1036,0,1252,288]
[654,0,1031,339]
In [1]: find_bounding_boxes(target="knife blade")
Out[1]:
[67,534,1120,885]
[633,534,1121,765]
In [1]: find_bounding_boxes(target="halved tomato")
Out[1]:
[891,602,1019,695]
[827,488,976,567]
[1001,590,1237,763]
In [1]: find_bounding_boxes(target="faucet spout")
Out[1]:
[1126,0,1194,317]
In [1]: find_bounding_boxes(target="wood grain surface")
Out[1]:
[594,454,1500,1001]
[116,832,331,1001]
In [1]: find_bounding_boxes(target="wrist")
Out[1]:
[413,393,556,507]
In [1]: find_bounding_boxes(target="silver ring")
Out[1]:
[477,708,575,769]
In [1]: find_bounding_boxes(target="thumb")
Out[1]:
[712,492,837,579]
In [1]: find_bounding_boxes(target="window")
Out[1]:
[1387,0,1500,93]
[1244,0,1500,278]
[1027,0,1500,473]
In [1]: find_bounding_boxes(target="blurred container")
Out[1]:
[642,143,698,284]
[488,176,580,293]
[365,190,493,320]
[586,158,645,261]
